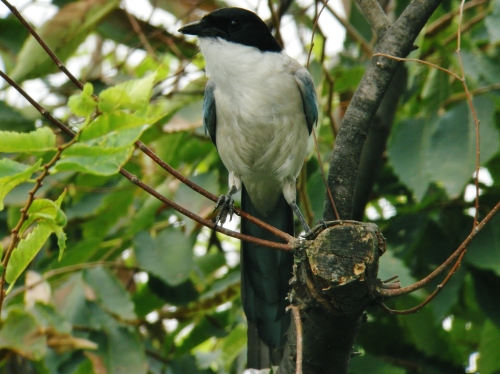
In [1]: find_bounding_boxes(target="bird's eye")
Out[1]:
[228,19,241,31]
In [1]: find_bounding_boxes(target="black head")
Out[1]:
[178,7,282,53]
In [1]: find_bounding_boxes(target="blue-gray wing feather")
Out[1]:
[294,69,318,134]
[203,80,217,146]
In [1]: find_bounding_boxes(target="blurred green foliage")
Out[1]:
[0,0,499,373]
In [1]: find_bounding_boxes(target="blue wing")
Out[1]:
[203,80,217,146]
[294,68,318,134]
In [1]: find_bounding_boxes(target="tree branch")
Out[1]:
[355,0,391,37]
[323,0,443,221]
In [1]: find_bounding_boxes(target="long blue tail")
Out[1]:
[240,185,294,368]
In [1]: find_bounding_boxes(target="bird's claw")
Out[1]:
[214,193,235,225]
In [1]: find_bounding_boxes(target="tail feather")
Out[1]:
[241,185,294,368]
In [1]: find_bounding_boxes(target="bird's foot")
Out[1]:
[214,193,235,225]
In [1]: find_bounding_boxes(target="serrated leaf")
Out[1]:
[0,309,46,360]
[20,198,67,235]
[0,158,42,211]
[79,112,148,141]
[98,72,156,112]
[10,0,120,82]
[0,127,56,152]
[54,143,134,176]
[134,229,195,286]
[6,223,53,286]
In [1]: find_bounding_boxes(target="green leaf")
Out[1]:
[79,112,148,141]
[134,229,195,286]
[421,68,451,114]
[466,214,500,275]
[426,97,498,198]
[471,268,500,329]
[0,18,29,55]
[84,267,136,320]
[54,143,134,176]
[378,248,418,290]
[485,0,500,43]
[6,223,53,287]
[30,303,72,334]
[0,127,56,153]
[80,180,135,240]
[388,97,499,200]
[68,82,97,117]
[98,72,156,113]
[10,0,120,82]
[388,118,430,200]
[20,197,67,236]
[0,309,46,360]
[219,323,246,368]
[0,158,41,211]
[106,326,147,374]
[478,320,500,374]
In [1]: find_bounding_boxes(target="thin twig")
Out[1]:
[379,249,467,315]
[287,305,303,374]
[2,0,294,244]
[379,200,500,297]
[443,82,500,107]
[0,0,85,91]
[0,135,77,315]
[0,72,294,251]
[425,0,487,36]
[135,141,294,242]
[456,0,481,228]
[307,0,329,68]
[313,132,340,220]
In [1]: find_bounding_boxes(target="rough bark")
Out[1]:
[280,222,386,373]
[278,0,444,372]
[324,0,444,221]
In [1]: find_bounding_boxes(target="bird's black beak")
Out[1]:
[179,19,222,38]
[178,20,204,36]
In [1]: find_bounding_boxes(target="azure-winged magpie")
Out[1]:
[179,7,318,369]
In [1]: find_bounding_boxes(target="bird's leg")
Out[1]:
[214,184,238,225]
[290,201,311,235]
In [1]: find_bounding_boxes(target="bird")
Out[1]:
[179,7,318,368]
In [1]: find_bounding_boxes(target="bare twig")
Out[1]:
[307,0,329,67]
[0,133,77,315]
[0,0,85,91]
[287,305,303,374]
[0,71,294,251]
[425,0,487,36]
[379,200,500,298]
[456,0,481,227]
[313,132,340,220]
[443,82,500,107]
[379,249,467,315]
[1,0,295,245]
